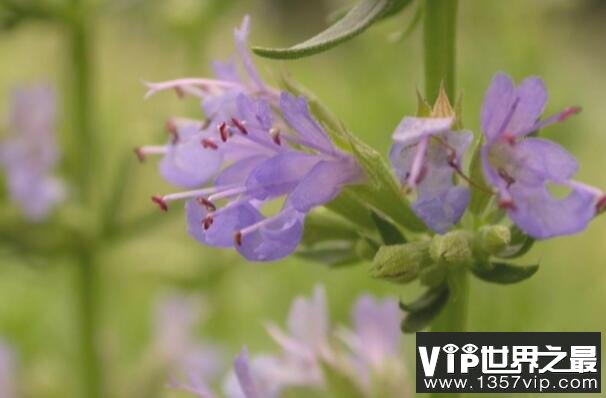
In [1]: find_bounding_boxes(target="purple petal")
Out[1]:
[186,200,262,247]
[203,90,241,123]
[212,58,241,83]
[236,94,273,132]
[480,73,516,142]
[352,296,400,366]
[507,138,579,185]
[287,157,361,213]
[286,286,329,351]
[279,93,335,153]
[236,208,305,262]
[391,116,454,146]
[160,137,223,188]
[215,155,269,187]
[507,183,597,239]
[508,77,547,137]
[413,186,470,234]
[245,152,320,200]
[234,348,260,398]
[234,16,265,91]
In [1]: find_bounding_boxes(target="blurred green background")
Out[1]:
[0,0,605,397]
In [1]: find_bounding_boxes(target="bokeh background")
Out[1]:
[0,0,604,397]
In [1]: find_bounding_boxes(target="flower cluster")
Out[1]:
[171,286,409,398]
[138,17,362,261]
[390,73,605,239]
[0,86,65,222]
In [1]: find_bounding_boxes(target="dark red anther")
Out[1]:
[558,106,582,122]
[151,196,168,212]
[231,118,248,135]
[201,139,218,150]
[165,119,179,144]
[174,86,185,99]
[234,231,243,246]
[497,169,516,188]
[203,215,214,230]
[596,195,606,214]
[134,147,145,162]
[218,122,229,142]
[196,197,216,212]
[497,198,517,211]
[502,132,516,146]
[447,149,458,169]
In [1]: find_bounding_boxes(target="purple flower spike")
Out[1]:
[480,73,602,239]
[389,116,473,233]
[0,85,66,221]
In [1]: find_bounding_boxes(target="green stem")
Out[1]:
[423,0,458,103]
[424,1,464,397]
[66,1,101,397]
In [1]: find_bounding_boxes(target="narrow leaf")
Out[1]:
[296,242,360,268]
[496,226,535,259]
[253,0,391,60]
[302,210,359,246]
[401,285,449,333]
[471,262,539,284]
[371,211,406,245]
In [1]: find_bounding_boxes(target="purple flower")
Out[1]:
[480,73,604,239]
[389,116,472,233]
[0,85,66,221]
[137,16,279,189]
[150,93,361,262]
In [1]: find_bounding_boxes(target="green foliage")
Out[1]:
[253,0,413,59]
[400,284,449,333]
[496,226,535,259]
[371,211,407,245]
[471,262,539,284]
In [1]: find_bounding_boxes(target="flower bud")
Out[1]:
[370,242,431,284]
[478,225,511,255]
[429,231,473,268]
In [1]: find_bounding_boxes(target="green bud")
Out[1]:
[354,238,378,261]
[370,242,430,284]
[478,225,511,255]
[429,231,473,268]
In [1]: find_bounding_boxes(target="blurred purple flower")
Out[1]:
[0,341,17,398]
[389,116,472,233]
[153,294,224,389]
[0,86,65,221]
[480,73,604,239]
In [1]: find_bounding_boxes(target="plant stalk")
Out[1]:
[424,1,464,397]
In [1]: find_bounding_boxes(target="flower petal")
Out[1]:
[215,155,269,187]
[286,286,329,352]
[245,152,320,200]
[507,183,597,239]
[509,138,578,185]
[279,93,335,153]
[212,58,241,83]
[236,208,305,262]
[160,138,223,188]
[412,186,470,234]
[234,16,265,91]
[287,158,361,213]
[391,116,454,146]
[233,348,260,398]
[508,77,547,137]
[480,73,516,142]
[186,200,262,248]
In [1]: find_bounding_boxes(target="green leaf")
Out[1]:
[388,3,423,43]
[301,210,359,246]
[325,191,375,232]
[496,226,535,259]
[400,284,449,333]
[253,0,401,60]
[468,138,493,216]
[371,211,406,245]
[471,262,539,284]
[296,241,361,267]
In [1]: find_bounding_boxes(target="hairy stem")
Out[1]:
[424,0,458,102]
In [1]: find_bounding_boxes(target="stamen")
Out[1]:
[497,168,516,188]
[270,127,281,145]
[596,195,606,214]
[151,196,168,212]
[497,198,517,211]
[165,119,179,144]
[218,122,229,142]
[502,132,516,146]
[558,106,582,122]
[208,186,248,202]
[134,147,146,162]
[407,137,429,188]
[231,118,248,135]
[134,145,168,162]
[159,186,235,203]
[196,197,217,212]
[234,231,243,246]
[174,86,185,99]
[203,215,214,230]
[201,138,218,150]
